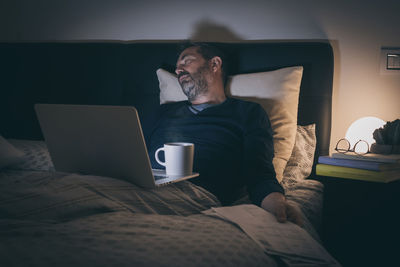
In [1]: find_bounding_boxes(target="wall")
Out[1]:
[1,0,400,152]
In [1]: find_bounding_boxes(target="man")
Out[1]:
[148,43,301,225]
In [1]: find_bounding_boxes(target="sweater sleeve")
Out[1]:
[242,104,284,206]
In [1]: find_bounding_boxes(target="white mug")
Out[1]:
[155,142,194,176]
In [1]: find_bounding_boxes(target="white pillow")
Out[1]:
[0,135,25,169]
[156,66,303,182]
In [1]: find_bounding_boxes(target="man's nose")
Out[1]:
[175,65,184,75]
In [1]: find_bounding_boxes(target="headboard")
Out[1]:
[0,41,333,173]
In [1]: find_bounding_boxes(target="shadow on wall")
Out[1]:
[189,19,244,42]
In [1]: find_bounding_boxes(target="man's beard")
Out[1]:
[178,64,209,102]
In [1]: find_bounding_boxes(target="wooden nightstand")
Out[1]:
[320,176,400,267]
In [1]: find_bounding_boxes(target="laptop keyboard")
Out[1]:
[152,169,168,181]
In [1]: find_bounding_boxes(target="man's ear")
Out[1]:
[210,56,222,73]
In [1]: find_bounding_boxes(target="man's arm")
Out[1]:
[242,103,302,225]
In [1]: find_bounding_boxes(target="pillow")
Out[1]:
[7,139,55,171]
[281,124,317,189]
[0,135,25,169]
[156,66,303,182]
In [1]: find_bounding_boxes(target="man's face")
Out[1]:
[175,47,211,101]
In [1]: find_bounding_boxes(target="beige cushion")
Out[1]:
[282,124,317,189]
[156,66,303,182]
[7,139,55,171]
[157,69,187,104]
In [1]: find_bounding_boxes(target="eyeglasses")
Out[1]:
[335,138,370,155]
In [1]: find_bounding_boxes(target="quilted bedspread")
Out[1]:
[0,169,327,267]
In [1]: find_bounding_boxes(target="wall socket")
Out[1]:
[380,47,400,75]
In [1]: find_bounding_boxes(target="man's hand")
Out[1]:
[261,192,303,226]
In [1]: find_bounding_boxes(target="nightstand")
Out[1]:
[320,176,400,267]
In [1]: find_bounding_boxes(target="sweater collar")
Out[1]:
[188,98,229,114]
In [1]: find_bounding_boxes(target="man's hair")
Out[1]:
[178,41,228,87]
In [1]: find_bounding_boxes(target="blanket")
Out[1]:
[0,169,331,266]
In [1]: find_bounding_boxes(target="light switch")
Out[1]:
[387,54,400,70]
[380,47,400,75]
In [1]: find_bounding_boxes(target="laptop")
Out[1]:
[34,104,199,188]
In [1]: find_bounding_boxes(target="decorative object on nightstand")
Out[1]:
[371,118,400,154]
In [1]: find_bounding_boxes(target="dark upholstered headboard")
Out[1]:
[0,41,333,173]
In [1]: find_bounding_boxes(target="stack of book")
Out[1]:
[316,152,400,183]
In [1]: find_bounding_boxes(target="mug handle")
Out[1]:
[155,147,166,166]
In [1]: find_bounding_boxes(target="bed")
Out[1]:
[0,41,337,266]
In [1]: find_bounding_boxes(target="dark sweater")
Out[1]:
[147,97,284,206]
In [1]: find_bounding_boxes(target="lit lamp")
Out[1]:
[345,116,386,154]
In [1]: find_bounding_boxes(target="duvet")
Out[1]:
[0,168,329,267]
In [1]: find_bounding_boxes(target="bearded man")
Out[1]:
[148,42,301,225]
